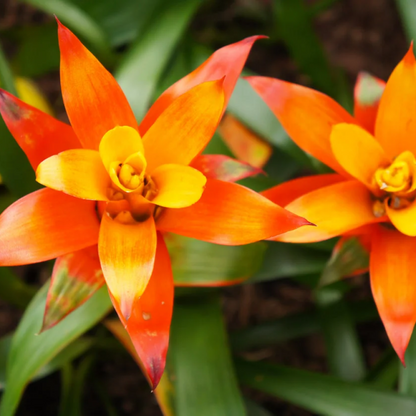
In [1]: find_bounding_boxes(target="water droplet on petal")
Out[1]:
[142,312,151,321]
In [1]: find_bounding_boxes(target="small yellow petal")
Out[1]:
[149,164,207,208]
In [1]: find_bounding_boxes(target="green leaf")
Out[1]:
[69,0,163,47]
[0,334,93,390]
[250,242,328,283]
[236,358,416,415]
[14,23,60,77]
[366,349,398,389]
[0,43,37,197]
[0,282,112,416]
[273,0,351,109]
[395,0,416,44]
[230,299,377,351]
[245,398,273,416]
[21,0,115,65]
[168,296,246,415]
[316,287,366,381]
[166,234,266,286]
[0,267,36,308]
[115,0,202,120]
[400,330,416,395]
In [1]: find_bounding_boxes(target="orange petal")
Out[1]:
[113,233,173,389]
[156,178,310,245]
[218,114,272,168]
[245,76,355,175]
[261,173,344,207]
[354,72,385,134]
[375,45,416,158]
[150,164,207,208]
[99,212,157,321]
[57,20,138,150]
[99,126,144,171]
[0,89,80,170]
[0,188,99,266]
[139,36,264,136]
[190,154,263,182]
[42,245,104,331]
[143,80,225,172]
[330,123,390,190]
[36,149,109,201]
[276,180,382,243]
[386,197,416,236]
[370,225,416,363]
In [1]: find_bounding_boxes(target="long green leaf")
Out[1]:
[115,0,202,120]
[395,0,416,44]
[0,267,36,308]
[21,0,115,65]
[168,296,246,415]
[230,299,377,351]
[250,242,328,283]
[0,282,112,416]
[316,288,366,381]
[400,330,416,395]
[0,43,37,197]
[166,234,266,286]
[236,358,416,415]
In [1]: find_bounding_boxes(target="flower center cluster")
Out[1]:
[372,151,416,216]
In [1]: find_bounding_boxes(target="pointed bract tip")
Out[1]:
[120,296,133,322]
[146,356,165,389]
[403,42,416,65]
[383,318,414,366]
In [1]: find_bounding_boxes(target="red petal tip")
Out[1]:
[403,43,416,65]
[383,319,414,365]
[146,356,165,389]
[120,297,133,322]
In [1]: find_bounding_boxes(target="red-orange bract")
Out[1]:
[0,21,310,388]
[247,45,416,363]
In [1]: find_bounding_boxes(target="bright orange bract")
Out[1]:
[0,21,309,388]
[247,45,416,363]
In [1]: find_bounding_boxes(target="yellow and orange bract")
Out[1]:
[0,21,310,388]
[246,45,416,363]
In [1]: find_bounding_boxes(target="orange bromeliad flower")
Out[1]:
[0,21,310,387]
[246,46,416,363]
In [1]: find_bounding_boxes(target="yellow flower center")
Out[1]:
[118,163,142,190]
[371,150,416,216]
[374,160,411,192]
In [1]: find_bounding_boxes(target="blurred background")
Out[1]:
[0,0,414,415]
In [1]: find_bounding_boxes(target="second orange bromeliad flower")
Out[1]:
[0,21,310,387]
[247,45,416,363]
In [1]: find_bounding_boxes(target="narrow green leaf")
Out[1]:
[115,0,202,120]
[395,0,416,44]
[245,398,273,416]
[166,234,266,286]
[0,45,17,96]
[0,282,112,416]
[366,349,398,389]
[0,335,93,390]
[236,358,416,416]
[230,299,377,351]
[21,0,115,65]
[69,0,163,47]
[250,242,328,283]
[0,44,36,197]
[168,296,246,416]
[316,287,366,381]
[0,267,36,308]
[400,330,416,395]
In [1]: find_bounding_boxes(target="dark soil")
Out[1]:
[0,0,406,414]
